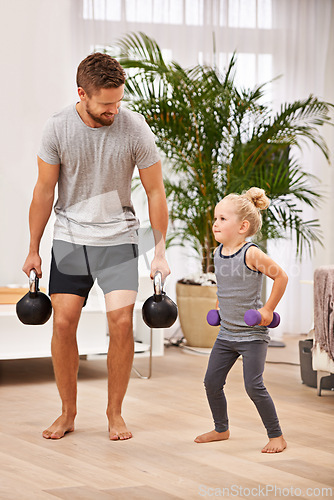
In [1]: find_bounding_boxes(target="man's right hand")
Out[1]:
[22,252,42,278]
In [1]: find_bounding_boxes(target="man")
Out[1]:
[22,53,170,441]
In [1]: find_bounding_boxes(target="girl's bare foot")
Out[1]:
[108,414,132,440]
[194,429,230,443]
[261,435,287,453]
[42,414,75,439]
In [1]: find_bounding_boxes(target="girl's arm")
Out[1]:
[246,245,288,326]
[213,246,219,309]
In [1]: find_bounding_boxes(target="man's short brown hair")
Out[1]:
[77,52,126,96]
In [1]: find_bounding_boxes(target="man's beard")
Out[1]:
[86,103,115,127]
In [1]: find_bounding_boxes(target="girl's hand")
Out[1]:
[257,307,274,326]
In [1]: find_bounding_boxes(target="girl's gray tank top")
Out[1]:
[214,242,270,343]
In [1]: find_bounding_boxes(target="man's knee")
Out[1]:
[53,313,79,339]
[108,311,133,336]
[51,294,84,337]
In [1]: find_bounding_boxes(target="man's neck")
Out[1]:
[75,102,103,128]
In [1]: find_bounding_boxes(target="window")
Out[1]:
[83,0,272,28]
[83,0,121,21]
[219,0,272,29]
[153,0,183,24]
[126,0,183,24]
[185,0,204,26]
[81,0,274,96]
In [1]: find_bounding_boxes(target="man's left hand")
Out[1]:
[150,256,171,283]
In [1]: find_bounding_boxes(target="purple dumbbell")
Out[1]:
[207,309,220,326]
[244,309,280,328]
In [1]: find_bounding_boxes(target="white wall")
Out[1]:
[0,0,74,288]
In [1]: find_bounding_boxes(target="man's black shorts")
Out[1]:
[49,240,139,304]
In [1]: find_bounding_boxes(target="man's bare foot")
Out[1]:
[108,414,132,441]
[261,435,287,453]
[42,414,75,439]
[194,429,230,443]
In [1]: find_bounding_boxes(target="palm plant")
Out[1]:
[109,33,333,273]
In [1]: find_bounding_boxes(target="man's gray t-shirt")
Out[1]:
[38,104,160,246]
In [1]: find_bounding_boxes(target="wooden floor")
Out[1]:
[0,335,333,499]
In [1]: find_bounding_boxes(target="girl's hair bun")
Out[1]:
[244,187,270,210]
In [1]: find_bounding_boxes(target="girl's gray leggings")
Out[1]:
[204,338,282,438]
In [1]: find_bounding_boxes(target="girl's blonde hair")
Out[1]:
[224,187,270,237]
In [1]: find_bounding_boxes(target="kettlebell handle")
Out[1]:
[153,271,163,302]
[29,269,39,295]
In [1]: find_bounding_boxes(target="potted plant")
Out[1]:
[109,33,333,347]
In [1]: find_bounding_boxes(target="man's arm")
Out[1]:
[22,156,60,278]
[139,161,171,281]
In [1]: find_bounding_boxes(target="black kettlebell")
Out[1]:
[16,269,52,325]
[142,272,178,328]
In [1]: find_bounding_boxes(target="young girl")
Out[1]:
[195,187,288,453]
